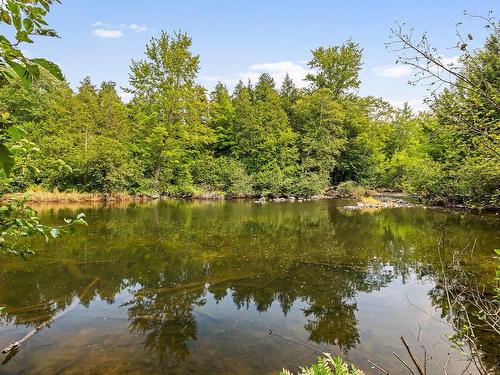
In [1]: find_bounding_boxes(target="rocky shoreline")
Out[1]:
[342,198,420,210]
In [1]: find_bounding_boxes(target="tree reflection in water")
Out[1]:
[0,200,498,372]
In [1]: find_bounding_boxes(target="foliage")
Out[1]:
[0,0,60,89]
[388,14,500,207]
[336,181,366,198]
[280,353,364,375]
[0,196,86,257]
[190,156,252,197]
[127,31,214,193]
[0,0,86,258]
[306,40,363,98]
[0,12,497,207]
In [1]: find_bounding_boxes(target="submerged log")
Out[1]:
[1,277,100,357]
[6,298,67,314]
[134,272,265,297]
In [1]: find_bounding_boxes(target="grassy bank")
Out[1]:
[2,189,245,202]
[3,191,141,203]
[0,183,397,203]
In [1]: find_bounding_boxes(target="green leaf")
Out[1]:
[1,12,12,25]
[26,165,40,174]
[6,125,27,141]
[0,143,15,176]
[32,58,64,81]
[50,228,61,238]
[5,58,31,89]
[23,18,34,33]
[8,4,21,31]
[16,30,33,43]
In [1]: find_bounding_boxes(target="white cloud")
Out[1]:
[200,60,311,88]
[430,55,461,75]
[92,21,110,27]
[199,75,231,82]
[91,21,149,38]
[92,28,124,39]
[373,64,412,78]
[130,24,148,33]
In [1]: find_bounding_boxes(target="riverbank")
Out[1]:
[3,190,498,212]
[2,191,146,203]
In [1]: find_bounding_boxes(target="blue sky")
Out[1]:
[20,0,499,109]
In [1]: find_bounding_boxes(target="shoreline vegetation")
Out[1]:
[2,19,499,212]
[5,186,493,211]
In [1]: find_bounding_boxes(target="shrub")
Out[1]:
[280,353,364,375]
[336,181,366,197]
[290,172,327,197]
[191,156,252,197]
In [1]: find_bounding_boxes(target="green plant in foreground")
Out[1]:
[280,354,365,375]
[0,195,87,257]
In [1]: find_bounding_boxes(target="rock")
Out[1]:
[343,198,418,210]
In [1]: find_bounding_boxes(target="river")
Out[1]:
[0,199,498,374]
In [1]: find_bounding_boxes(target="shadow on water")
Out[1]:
[0,199,498,374]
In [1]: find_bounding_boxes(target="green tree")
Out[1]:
[306,40,363,98]
[280,73,301,116]
[97,81,129,139]
[127,31,214,193]
[74,77,99,153]
[231,74,298,195]
[292,88,347,187]
[0,0,61,89]
[0,0,86,257]
[208,82,235,156]
[390,16,500,206]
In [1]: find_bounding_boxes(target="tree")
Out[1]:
[231,74,298,195]
[74,77,99,153]
[0,0,86,257]
[208,82,235,156]
[97,81,129,139]
[280,73,300,116]
[292,89,347,186]
[306,40,363,98]
[127,31,214,192]
[389,14,500,206]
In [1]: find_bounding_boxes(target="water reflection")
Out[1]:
[0,200,498,373]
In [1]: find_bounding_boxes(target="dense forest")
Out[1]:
[1,24,499,207]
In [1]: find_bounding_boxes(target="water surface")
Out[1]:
[0,199,498,374]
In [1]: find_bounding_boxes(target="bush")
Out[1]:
[191,156,252,197]
[72,137,142,193]
[336,181,366,197]
[280,353,364,375]
[290,172,327,197]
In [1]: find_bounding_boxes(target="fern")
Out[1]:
[280,353,365,375]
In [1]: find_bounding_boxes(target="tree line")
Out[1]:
[1,25,498,207]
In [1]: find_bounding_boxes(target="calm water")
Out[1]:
[0,199,498,374]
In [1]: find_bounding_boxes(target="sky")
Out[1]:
[19,0,499,109]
